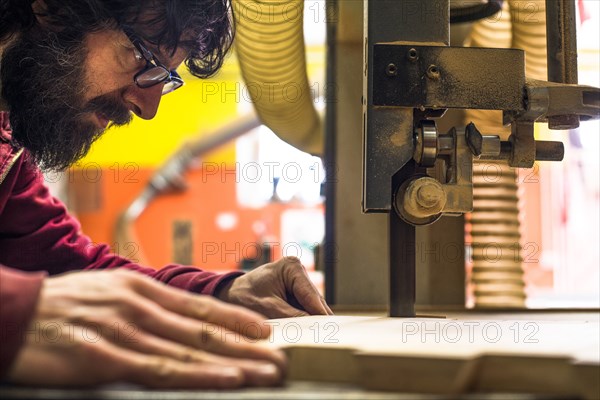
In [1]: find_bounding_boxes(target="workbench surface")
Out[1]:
[268,311,598,398]
[1,311,598,399]
[0,382,580,400]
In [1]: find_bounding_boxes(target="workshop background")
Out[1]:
[44,0,599,308]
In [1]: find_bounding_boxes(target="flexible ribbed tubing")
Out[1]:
[466,0,548,308]
[233,0,323,154]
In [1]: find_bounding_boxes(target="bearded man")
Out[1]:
[0,0,332,388]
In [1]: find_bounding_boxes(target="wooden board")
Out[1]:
[264,312,600,399]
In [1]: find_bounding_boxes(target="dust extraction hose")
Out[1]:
[465,0,548,308]
[233,0,323,155]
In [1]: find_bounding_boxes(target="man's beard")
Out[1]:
[1,29,133,171]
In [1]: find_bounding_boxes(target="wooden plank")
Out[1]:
[265,313,600,399]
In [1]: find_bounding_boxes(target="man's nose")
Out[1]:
[124,84,164,120]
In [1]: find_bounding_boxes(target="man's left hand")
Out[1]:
[215,257,333,319]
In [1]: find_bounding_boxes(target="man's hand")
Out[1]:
[8,269,286,389]
[216,257,334,319]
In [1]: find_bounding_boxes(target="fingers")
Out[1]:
[261,297,310,319]
[125,271,271,340]
[13,269,287,390]
[197,322,287,371]
[107,327,284,387]
[320,296,334,315]
[107,342,245,389]
[10,328,280,389]
[115,343,282,389]
[282,258,334,316]
[117,293,287,370]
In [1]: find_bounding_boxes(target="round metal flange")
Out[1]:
[393,175,445,226]
[413,120,438,167]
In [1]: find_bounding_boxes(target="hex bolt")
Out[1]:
[480,135,502,157]
[386,63,398,77]
[426,64,440,80]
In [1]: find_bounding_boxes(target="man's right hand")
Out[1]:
[7,269,286,389]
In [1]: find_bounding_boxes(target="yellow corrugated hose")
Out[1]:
[465,0,548,308]
[233,0,323,155]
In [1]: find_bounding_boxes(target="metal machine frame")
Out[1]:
[362,0,600,317]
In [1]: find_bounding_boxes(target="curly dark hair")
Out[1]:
[0,0,234,79]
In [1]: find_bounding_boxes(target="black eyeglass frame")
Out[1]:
[122,27,184,95]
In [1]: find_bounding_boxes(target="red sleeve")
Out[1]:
[0,153,243,296]
[0,266,46,378]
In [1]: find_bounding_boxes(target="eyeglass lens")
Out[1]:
[136,67,171,88]
[162,81,180,95]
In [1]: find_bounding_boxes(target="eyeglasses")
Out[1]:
[123,27,184,95]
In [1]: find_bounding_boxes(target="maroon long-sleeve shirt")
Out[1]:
[0,111,243,378]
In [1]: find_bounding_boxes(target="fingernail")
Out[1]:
[219,366,244,387]
[275,348,287,361]
[256,363,279,375]
[221,366,242,377]
[274,349,288,371]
